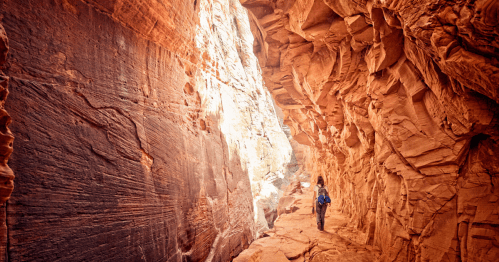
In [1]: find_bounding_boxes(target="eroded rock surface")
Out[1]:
[241,0,499,261]
[0,22,14,262]
[0,24,14,207]
[1,0,294,261]
[195,0,295,238]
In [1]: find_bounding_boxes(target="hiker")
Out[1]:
[312,176,330,231]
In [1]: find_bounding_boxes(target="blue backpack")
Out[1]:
[318,186,331,205]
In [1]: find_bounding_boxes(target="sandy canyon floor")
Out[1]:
[234,187,381,261]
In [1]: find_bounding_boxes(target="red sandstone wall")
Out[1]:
[1,0,256,261]
[0,22,14,262]
[241,0,499,261]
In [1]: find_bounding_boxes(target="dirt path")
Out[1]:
[233,188,380,262]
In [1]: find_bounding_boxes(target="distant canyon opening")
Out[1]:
[0,0,498,262]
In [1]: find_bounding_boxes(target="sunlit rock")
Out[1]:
[241,0,499,261]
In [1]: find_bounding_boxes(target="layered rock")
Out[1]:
[0,23,14,207]
[1,0,293,261]
[241,0,499,261]
[0,23,15,261]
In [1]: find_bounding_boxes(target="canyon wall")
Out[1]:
[1,0,293,261]
[0,22,15,261]
[241,0,499,261]
[194,0,295,235]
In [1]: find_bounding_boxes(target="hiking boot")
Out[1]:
[321,224,325,231]
[317,222,321,230]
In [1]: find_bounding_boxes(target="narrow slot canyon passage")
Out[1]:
[235,181,380,261]
[0,0,498,262]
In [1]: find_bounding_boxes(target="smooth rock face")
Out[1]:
[241,0,499,261]
[1,0,293,261]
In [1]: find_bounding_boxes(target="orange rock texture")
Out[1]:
[241,0,499,261]
[1,0,295,261]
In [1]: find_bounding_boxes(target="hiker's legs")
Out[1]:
[320,205,327,230]
[315,201,322,228]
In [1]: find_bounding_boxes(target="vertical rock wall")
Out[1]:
[1,0,293,261]
[0,23,15,261]
[194,0,294,236]
[241,0,499,261]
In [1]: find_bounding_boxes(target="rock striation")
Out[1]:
[1,0,294,261]
[241,0,499,261]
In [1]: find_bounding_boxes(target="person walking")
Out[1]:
[312,176,330,231]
